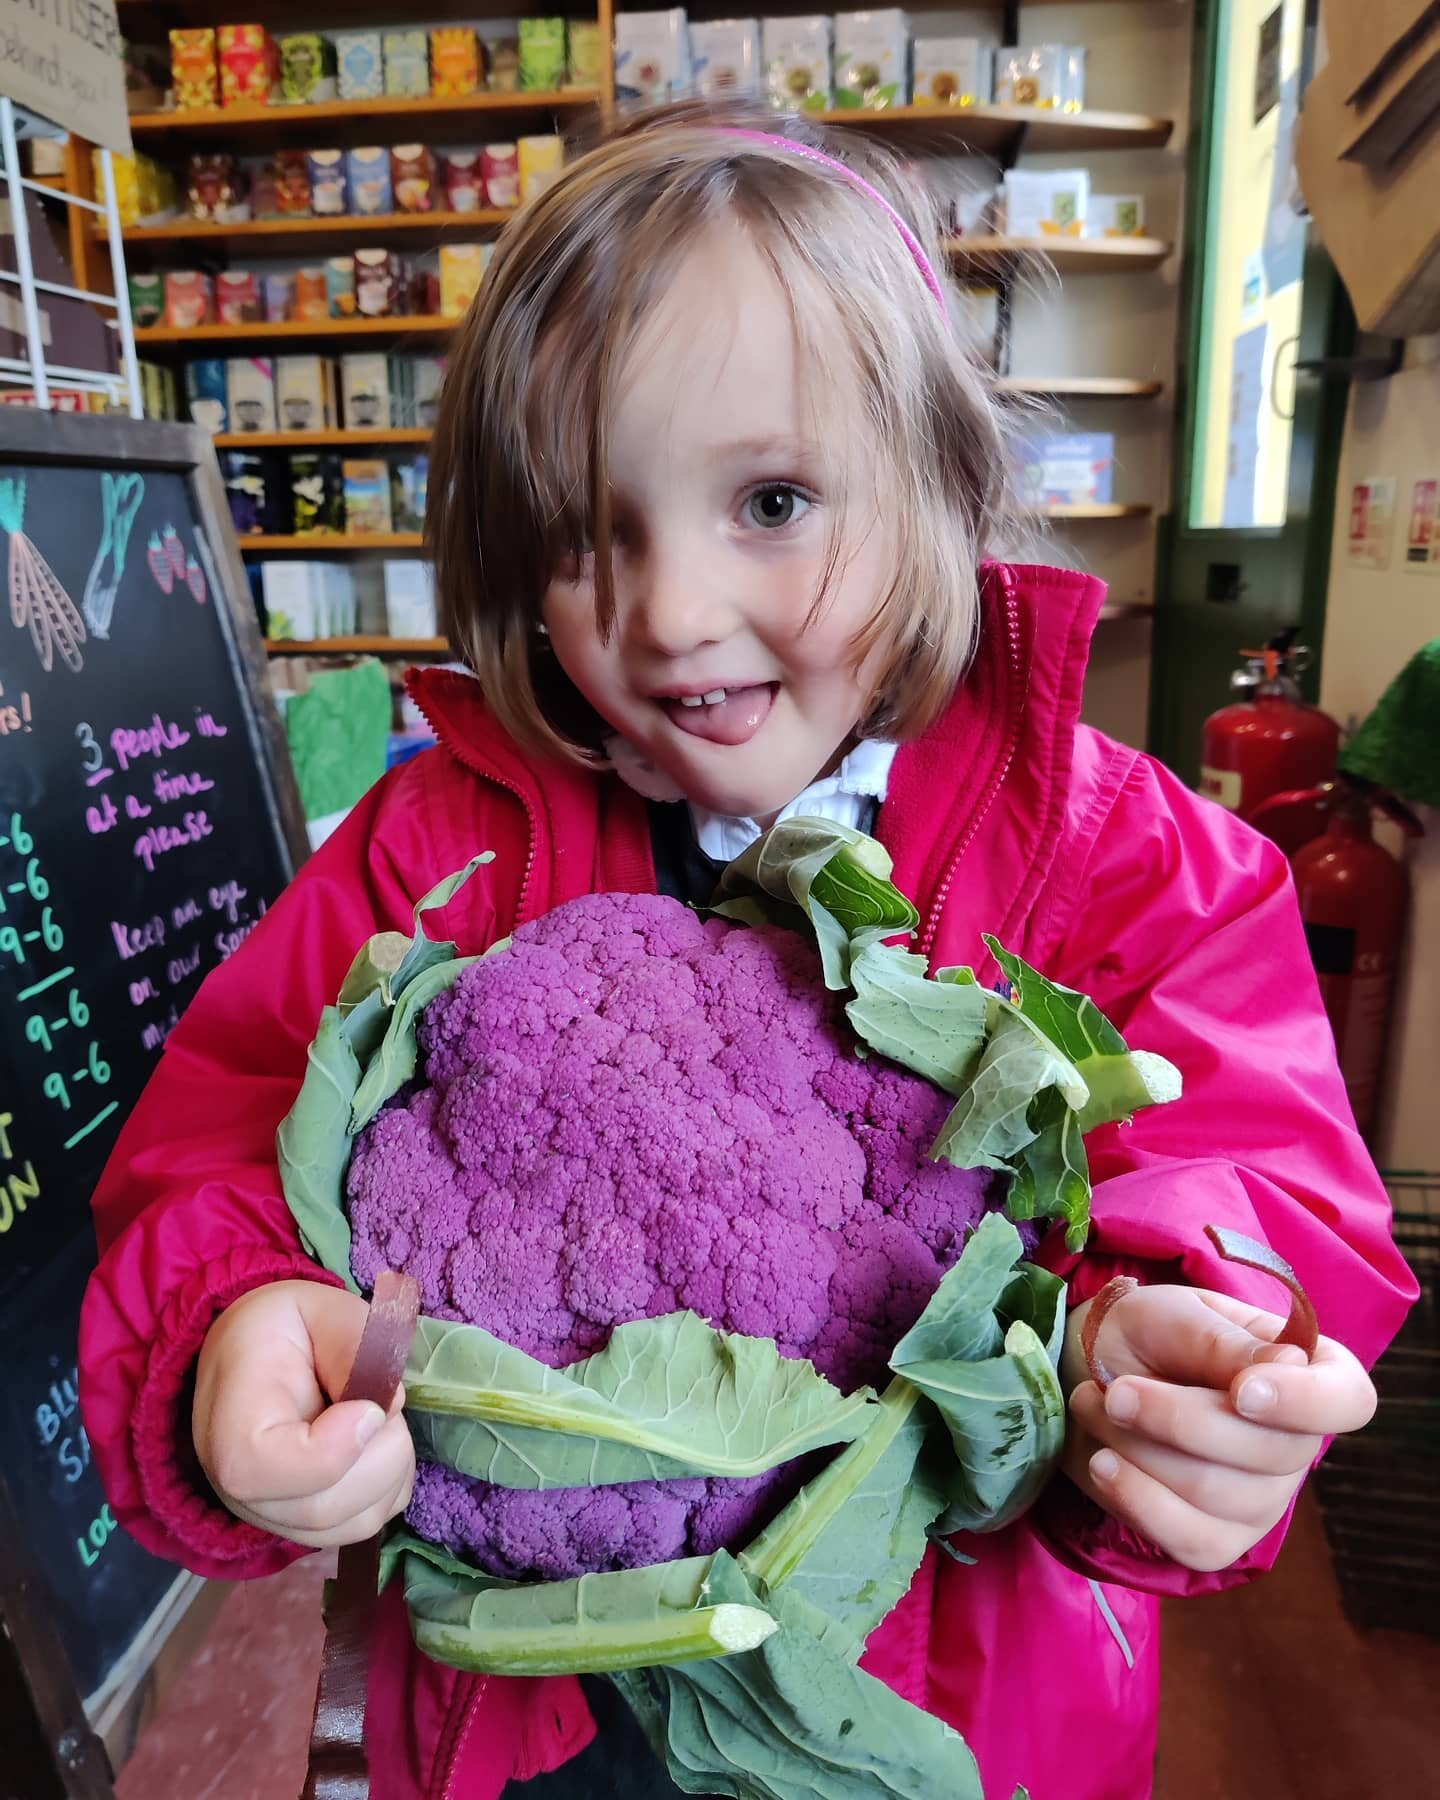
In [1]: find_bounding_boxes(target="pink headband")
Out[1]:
[723,128,948,316]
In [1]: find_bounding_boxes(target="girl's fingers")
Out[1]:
[1077,1377,1320,1477]
[1113,1287,1307,1390]
[234,1457,415,1550]
[1065,1441,1273,1574]
[248,1414,415,1536]
[1229,1338,1377,1437]
[209,1397,391,1506]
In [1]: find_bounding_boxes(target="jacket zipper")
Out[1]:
[434,1675,486,1800]
[919,564,1026,959]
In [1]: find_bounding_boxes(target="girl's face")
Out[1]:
[541,222,898,820]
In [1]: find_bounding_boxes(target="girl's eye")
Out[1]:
[744,485,810,530]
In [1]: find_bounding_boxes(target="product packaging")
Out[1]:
[439,244,486,318]
[290,452,345,534]
[187,152,245,222]
[263,271,296,321]
[276,355,337,431]
[431,26,481,96]
[218,25,278,107]
[221,450,274,534]
[566,21,604,89]
[326,256,356,318]
[1016,432,1114,507]
[994,44,1080,110]
[383,30,430,97]
[482,143,520,207]
[913,38,990,107]
[103,152,178,227]
[384,557,436,634]
[355,248,397,317]
[518,135,563,202]
[279,33,337,104]
[336,31,384,100]
[226,358,277,433]
[1002,166,1089,236]
[614,11,691,102]
[390,459,428,533]
[436,151,481,213]
[834,11,908,109]
[1060,46,1086,113]
[391,144,436,212]
[274,150,313,216]
[1085,194,1146,238]
[690,20,762,98]
[295,267,329,319]
[216,270,262,323]
[484,29,520,91]
[344,146,392,215]
[127,272,164,329]
[390,354,446,427]
[341,353,391,429]
[762,16,833,111]
[308,150,348,216]
[519,17,567,90]
[343,459,394,533]
[140,361,180,423]
[164,269,214,328]
[170,28,219,109]
[185,359,228,433]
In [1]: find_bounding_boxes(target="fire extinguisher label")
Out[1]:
[1304,921,1356,975]
[1198,766,1243,810]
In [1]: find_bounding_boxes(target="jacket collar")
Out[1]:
[407,561,1107,952]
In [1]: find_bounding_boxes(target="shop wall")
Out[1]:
[1319,340,1440,1172]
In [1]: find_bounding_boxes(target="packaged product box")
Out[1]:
[341,353,391,429]
[431,26,481,97]
[1016,432,1114,508]
[127,271,164,329]
[308,150,348,216]
[566,20,604,89]
[261,562,316,637]
[336,30,384,100]
[1085,194,1146,238]
[295,267,329,319]
[690,21,761,98]
[439,243,486,318]
[290,452,344,534]
[384,557,436,633]
[391,145,436,212]
[215,269,262,323]
[184,359,229,433]
[102,151,177,227]
[170,28,219,110]
[390,354,446,427]
[279,33,337,104]
[139,360,179,422]
[519,17,567,90]
[343,459,394,533]
[276,355,336,430]
[834,11,909,109]
[221,450,274,534]
[263,272,296,321]
[482,143,519,208]
[274,150,313,216]
[164,269,214,327]
[614,11,691,102]
[125,38,170,112]
[1059,47,1086,112]
[226,357,278,433]
[346,147,393,215]
[442,150,484,213]
[762,16,833,111]
[187,153,246,222]
[390,459,429,532]
[518,135,563,203]
[484,29,520,91]
[355,248,398,317]
[1002,166,1088,236]
[383,30,430,97]
[995,44,1067,110]
[327,256,356,318]
[218,25,279,107]
[913,38,991,108]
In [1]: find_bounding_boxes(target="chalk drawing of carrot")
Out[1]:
[146,532,175,592]
[184,556,207,604]
[82,472,145,639]
[163,524,185,577]
[0,477,86,675]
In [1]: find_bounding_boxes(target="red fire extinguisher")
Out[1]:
[1199,631,1341,821]
[1279,781,1422,1141]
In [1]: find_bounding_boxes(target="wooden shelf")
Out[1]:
[950,236,1172,275]
[216,428,432,449]
[136,315,453,350]
[1032,503,1153,520]
[265,635,446,655]
[120,210,513,261]
[241,533,425,552]
[996,376,1163,400]
[127,90,596,150]
[823,102,1173,157]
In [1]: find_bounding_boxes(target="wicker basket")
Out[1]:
[1313,1172,1440,1637]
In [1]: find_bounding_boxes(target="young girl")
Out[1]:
[81,104,1412,1799]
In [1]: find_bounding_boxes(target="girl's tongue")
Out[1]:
[662,683,776,747]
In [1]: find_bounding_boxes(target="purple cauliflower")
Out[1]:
[346,892,1006,1579]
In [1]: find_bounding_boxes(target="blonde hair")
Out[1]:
[428,98,1023,760]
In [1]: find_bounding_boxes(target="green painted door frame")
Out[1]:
[1149,0,1353,781]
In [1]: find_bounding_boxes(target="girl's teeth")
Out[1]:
[702,689,727,704]
[679,694,704,708]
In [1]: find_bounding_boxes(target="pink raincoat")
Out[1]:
[79,564,1415,1799]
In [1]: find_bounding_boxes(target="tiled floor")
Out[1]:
[113,1493,1439,1800]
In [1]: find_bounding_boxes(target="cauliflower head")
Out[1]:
[346,892,1005,1579]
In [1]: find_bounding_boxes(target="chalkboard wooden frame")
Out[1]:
[0,409,309,872]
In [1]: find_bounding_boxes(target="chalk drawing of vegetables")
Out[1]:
[1,477,86,675]
[82,472,145,639]
[163,524,185,577]
[146,532,175,592]
[184,556,207,604]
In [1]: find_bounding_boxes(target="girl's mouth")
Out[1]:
[660,682,777,747]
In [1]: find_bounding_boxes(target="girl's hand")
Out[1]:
[193,1279,416,1549]
[1060,1283,1376,1573]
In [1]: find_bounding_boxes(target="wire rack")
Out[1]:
[1313,1171,1440,1636]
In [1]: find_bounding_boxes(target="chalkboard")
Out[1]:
[0,410,308,1785]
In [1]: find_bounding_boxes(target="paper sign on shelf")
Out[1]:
[0,0,131,153]
[1347,477,1397,571]
[1404,478,1440,575]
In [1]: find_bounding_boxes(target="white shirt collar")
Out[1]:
[690,739,899,863]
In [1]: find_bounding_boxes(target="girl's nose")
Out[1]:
[620,528,735,657]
